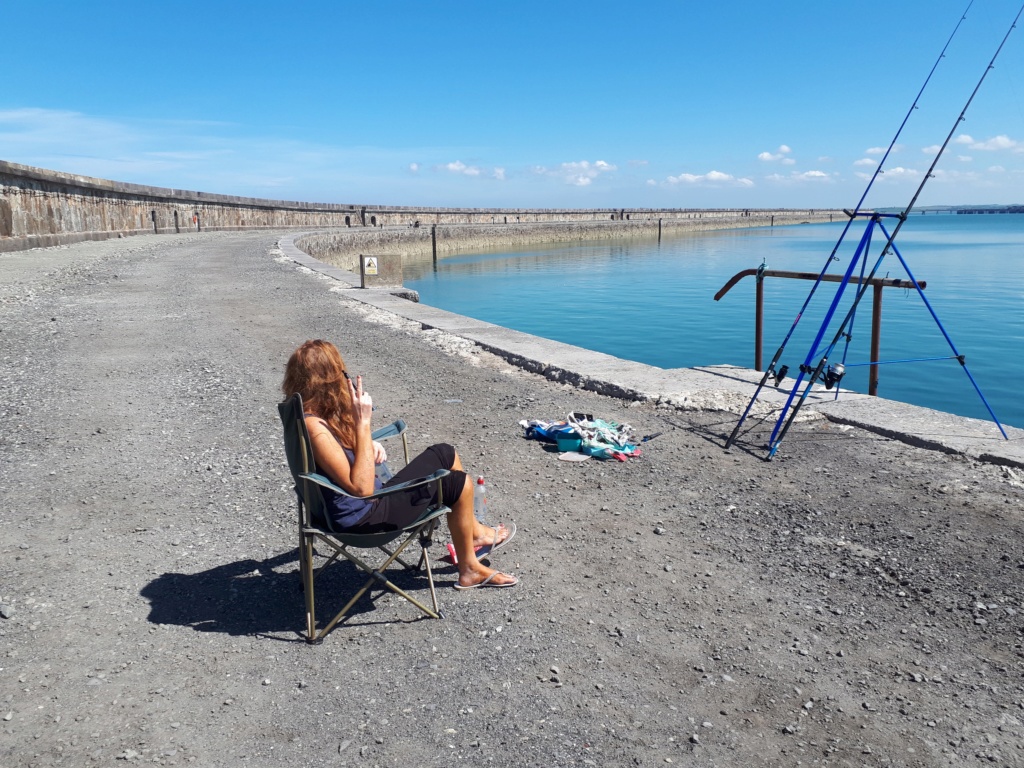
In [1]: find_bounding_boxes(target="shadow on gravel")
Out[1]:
[140,550,447,641]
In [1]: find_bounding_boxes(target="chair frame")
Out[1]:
[279,394,450,643]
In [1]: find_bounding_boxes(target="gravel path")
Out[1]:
[2,232,1023,767]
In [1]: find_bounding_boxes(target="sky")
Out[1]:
[3,0,1024,209]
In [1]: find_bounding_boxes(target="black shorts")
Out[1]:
[345,443,467,534]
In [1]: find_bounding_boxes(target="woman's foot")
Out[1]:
[472,522,513,549]
[455,564,518,590]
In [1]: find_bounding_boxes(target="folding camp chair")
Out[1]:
[278,393,450,643]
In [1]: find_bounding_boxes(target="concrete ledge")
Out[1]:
[279,234,1024,468]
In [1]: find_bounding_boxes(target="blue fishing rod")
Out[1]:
[724,0,974,450]
[766,3,1023,459]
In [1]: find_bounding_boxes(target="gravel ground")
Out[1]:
[2,232,1023,768]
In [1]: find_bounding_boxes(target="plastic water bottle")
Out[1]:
[473,476,488,523]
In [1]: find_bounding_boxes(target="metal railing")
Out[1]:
[714,268,926,396]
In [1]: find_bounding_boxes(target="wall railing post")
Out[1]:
[755,272,764,371]
[870,283,883,396]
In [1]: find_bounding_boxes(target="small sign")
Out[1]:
[363,256,378,276]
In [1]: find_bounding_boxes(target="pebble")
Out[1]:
[0,604,12,619]
[689,734,700,744]
[654,526,666,535]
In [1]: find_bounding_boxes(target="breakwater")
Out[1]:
[294,211,841,272]
[0,159,841,255]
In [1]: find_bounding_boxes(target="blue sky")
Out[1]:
[3,1,1023,208]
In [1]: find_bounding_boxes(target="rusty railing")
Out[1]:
[714,268,926,396]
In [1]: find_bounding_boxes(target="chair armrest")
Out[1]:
[300,468,449,501]
[371,419,407,442]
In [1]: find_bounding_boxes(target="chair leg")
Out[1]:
[301,531,319,644]
[419,521,442,617]
[317,534,440,640]
[421,543,441,618]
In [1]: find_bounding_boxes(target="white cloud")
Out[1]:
[442,160,482,176]
[758,145,793,163]
[989,165,1007,174]
[629,159,649,167]
[853,158,876,167]
[952,133,1022,154]
[765,170,833,183]
[957,155,972,162]
[664,170,754,187]
[533,159,618,186]
[881,166,921,179]
[970,135,1019,151]
[492,167,506,181]
[409,162,420,173]
[865,146,887,155]
[922,144,941,156]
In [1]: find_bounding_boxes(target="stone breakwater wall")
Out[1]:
[298,212,841,271]
[0,159,841,254]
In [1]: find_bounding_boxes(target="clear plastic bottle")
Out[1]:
[473,475,488,523]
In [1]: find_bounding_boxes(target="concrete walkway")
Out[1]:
[280,234,1024,468]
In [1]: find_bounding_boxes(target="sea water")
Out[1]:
[404,214,1024,429]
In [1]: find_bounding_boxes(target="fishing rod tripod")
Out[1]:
[756,210,1008,460]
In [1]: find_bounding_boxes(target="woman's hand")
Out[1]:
[349,374,374,428]
[372,440,387,465]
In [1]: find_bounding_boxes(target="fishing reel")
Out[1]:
[771,364,789,387]
[822,363,846,390]
[797,362,846,390]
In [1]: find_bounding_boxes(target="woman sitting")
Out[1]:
[283,339,517,590]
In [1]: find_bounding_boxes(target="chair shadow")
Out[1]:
[140,548,451,641]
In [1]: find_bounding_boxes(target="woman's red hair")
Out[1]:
[282,339,355,446]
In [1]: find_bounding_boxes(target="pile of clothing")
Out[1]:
[519,412,642,461]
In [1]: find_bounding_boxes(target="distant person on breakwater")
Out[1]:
[282,339,518,590]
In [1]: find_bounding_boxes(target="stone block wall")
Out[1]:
[0,159,843,254]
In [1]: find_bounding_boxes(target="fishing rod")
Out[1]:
[766,4,1023,459]
[832,219,872,401]
[723,0,975,450]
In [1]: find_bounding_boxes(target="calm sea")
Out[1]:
[404,214,1024,429]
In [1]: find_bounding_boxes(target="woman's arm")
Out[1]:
[305,375,377,496]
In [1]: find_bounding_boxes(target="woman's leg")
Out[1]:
[448,474,517,588]
[383,445,515,587]
[451,451,512,550]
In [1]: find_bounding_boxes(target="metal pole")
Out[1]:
[755,274,764,371]
[870,284,883,395]
[431,224,437,265]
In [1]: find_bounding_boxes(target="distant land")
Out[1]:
[876,204,1024,214]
